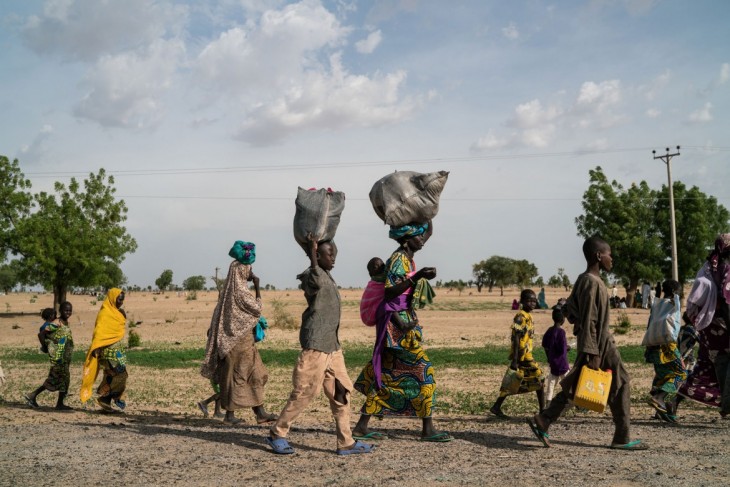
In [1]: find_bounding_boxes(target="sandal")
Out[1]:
[353,431,388,440]
[256,413,278,424]
[610,440,648,450]
[96,397,115,413]
[336,440,376,455]
[646,397,667,414]
[489,408,511,420]
[266,436,295,455]
[526,419,551,448]
[197,401,209,418]
[24,394,40,409]
[420,432,453,443]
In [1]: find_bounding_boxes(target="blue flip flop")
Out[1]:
[336,440,376,455]
[353,431,388,440]
[610,440,648,450]
[527,419,551,448]
[266,436,295,455]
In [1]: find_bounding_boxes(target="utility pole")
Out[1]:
[652,146,681,281]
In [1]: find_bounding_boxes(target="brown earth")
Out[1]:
[1,288,728,486]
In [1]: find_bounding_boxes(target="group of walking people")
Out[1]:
[24,228,730,455]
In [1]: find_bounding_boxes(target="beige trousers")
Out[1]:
[270,349,354,449]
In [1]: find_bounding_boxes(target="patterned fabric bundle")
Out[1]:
[229,241,256,265]
[388,222,429,241]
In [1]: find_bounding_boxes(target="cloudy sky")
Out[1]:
[1,0,728,291]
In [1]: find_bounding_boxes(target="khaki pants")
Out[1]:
[270,349,354,449]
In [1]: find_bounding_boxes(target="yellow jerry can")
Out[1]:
[573,366,613,413]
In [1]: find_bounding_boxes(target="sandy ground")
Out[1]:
[1,288,729,487]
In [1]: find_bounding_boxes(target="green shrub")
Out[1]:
[186,291,197,301]
[128,330,141,348]
[614,311,631,335]
[271,298,298,330]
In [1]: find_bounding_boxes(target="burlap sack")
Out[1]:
[369,171,449,226]
[293,187,345,251]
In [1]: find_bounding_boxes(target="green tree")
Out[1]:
[155,269,173,292]
[211,275,225,293]
[513,259,539,288]
[473,256,516,296]
[547,274,562,287]
[534,276,545,288]
[0,262,19,294]
[557,268,571,291]
[655,182,730,285]
[0,158,33,263]
[0,157,137,308]
[182,275,207,291]
[575,167,663,306]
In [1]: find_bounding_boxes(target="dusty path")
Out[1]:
[2,290,729,486]
[0,403,728,487]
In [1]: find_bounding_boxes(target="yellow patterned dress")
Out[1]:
[498,310,544,397]
[354,249,436,418]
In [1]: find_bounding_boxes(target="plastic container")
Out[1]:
[573,366,612,413]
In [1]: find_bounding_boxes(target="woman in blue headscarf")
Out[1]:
[200,241,276,424]
[353,220,452,442]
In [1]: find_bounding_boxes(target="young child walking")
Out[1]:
[542,307,570,407]
[490,289,545,419]
[644,279,686,422]
[528,236,647,450]
[197,381,223,419]
[25,302,74,410]
[266,239,374,455]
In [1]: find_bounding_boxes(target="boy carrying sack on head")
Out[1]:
[266,238,375,456]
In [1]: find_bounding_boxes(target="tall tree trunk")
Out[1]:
[499,285,504,296]
[53,283,68,311]
[625,278,639,308]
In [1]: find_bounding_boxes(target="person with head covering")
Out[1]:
[80,289,129,412]
[677,234,730,418]
[200,241,276,425]
[352,220,452,442]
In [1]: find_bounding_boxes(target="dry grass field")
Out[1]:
[1,287,728,486]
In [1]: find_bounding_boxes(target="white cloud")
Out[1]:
[22,0,187,62]
[509,99,562,129]
[196,1,350,97]
[18,124,54,163]
[575,80,621,112]
[646,108,661,118]
[502,22,519,40]
[234,54,419,145]
[470,130,510,151]
[73,39,185,128]
[688,102,713,124]
[471,79,626,150]
[640,69,670,101]
[355,29,382,54]
[520,126,555,148]
[720,63,729,84]
[194,1,419,145]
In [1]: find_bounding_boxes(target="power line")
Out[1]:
[117,194,730,201]
[23,145,730,178]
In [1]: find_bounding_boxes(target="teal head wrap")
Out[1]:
[229,241,256,265]
[389,222,429,241]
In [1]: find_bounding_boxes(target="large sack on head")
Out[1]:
[369,171,449,226]
[293,187,345,251]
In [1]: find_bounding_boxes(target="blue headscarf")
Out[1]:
[229,241,256,265]
[389,222,429,241]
